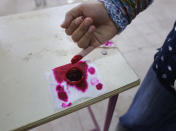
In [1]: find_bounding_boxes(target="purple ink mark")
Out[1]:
[71,55,83,64]
[62,102,72,108]
[58,91,68,102]
[90,78,99,86]
[104,41,114,47]
[88,67,95,75]
[56,85,64,91]
[56,85,68,102]
[96,83,103,90]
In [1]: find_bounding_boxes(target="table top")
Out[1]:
[0,3,139,131]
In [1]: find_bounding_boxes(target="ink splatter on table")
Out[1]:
[48,61,105,109]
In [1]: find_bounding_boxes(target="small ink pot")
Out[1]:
[66,67,84,85]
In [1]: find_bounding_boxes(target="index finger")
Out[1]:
[61,5,83,29]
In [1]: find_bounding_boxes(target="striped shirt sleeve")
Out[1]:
[99,0,153,33]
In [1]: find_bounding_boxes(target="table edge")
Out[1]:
[13,79,140,131]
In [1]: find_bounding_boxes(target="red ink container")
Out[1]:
[66,67,84,85]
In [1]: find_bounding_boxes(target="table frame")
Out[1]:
[88,94,118,131]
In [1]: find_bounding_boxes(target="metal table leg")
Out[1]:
[103,94,119,131]
[87,94,119,131]
[88,106,101,131]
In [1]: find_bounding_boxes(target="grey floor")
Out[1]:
[1,0,176,131]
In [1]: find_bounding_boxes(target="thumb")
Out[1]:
[61,5,83,28]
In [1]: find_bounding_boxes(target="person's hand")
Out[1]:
[61,2,118,49]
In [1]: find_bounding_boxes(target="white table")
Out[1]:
[0,3,139,131]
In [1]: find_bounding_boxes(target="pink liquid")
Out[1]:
[62,102,72,108]
[96,83,103,90]
[53,61,88,93]
[71,55,83,64]
[104,41,114,47]
[53,61,103,106]
[56,85,68,102]
[88,67,95,74]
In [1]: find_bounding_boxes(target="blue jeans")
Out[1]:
[118,66,176,131]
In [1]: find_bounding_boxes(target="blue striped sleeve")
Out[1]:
[99,0,153,33]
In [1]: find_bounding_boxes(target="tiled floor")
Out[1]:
[1,0,176,131]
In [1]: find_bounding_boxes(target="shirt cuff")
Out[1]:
[99,0,129,33]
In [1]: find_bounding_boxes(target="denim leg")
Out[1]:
[118,66,176,131]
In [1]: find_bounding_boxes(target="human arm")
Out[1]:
[61,0,153,49]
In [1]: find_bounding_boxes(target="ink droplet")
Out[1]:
[62,102,72,108]
[90,78,99,86]
[96,83,103,90]
[88,67,95,75]
[104,41,114,47]
[56,85,63,91]
[71,55,83,64]
[58,91,68,102]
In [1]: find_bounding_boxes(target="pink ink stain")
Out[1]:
[58,91,68,102]
[53,61,88,93]
[53,61,103,108]
[56,85,68,102]
[90,78,99,86]
[56,85,64,91]
[88,67,95,75]
[104,41,114,47]
[71,55,83,64]
[62,102,72,108]
[96,83,103,90]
